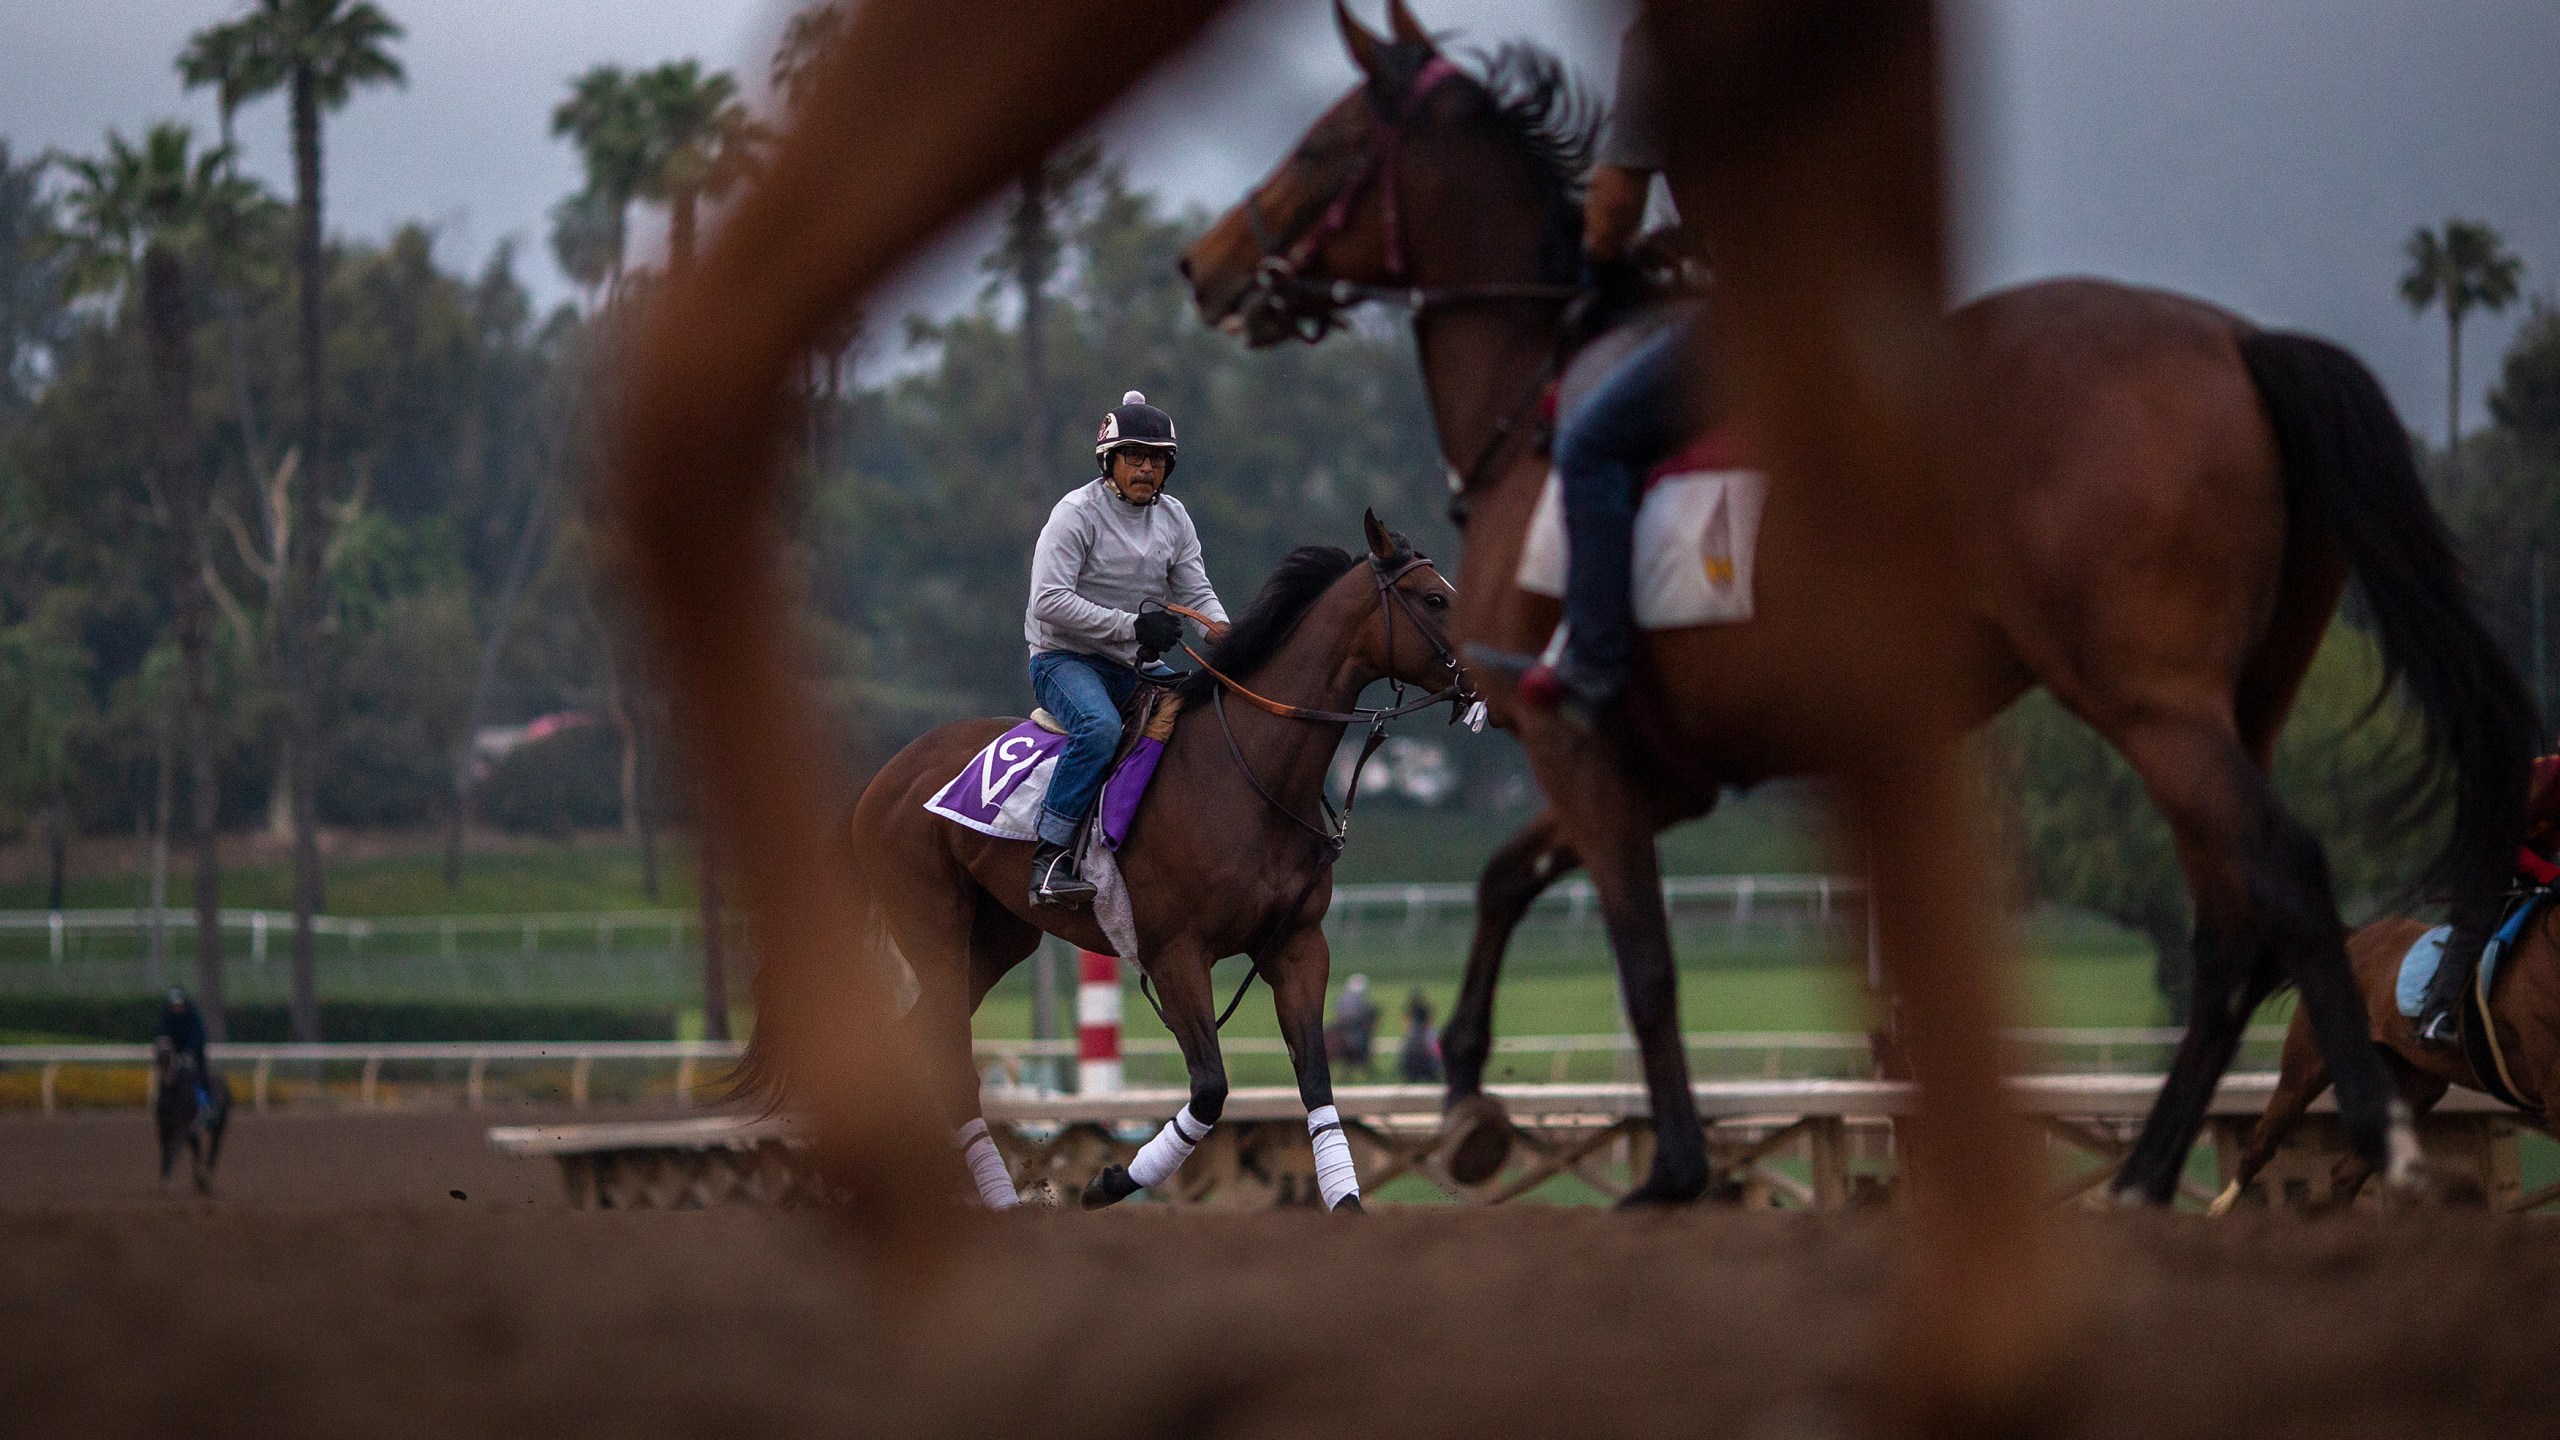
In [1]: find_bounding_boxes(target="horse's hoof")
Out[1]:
[1438,1093,1516,1186]
[1080,1164,1141,1210]
[1331,1194,1365,1215]
[1616,1163,1710,1209]
[2206,1180,2244,1218]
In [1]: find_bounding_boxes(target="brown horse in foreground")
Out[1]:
[1180,10,2541,1208]
[2218,906,2560,1212]
[737,516,1466,1212]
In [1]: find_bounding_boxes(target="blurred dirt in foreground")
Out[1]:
[1,1110,2549,1439]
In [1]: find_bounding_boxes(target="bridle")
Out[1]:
[1236,53,1581,345]
[1229,52,1587,520]
[1131,552,1478,1032]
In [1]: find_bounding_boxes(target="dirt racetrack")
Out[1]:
[5,1106,2558,1438]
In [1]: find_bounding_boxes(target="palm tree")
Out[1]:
[550,65,651,294]
[180,0,404,1043]
[58,123,272,1041]
[2401,218,2524,488]
[630,61,760,272]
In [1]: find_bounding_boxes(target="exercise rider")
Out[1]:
[2414,738,2560,1047]
[1024,391,1229,908]
[1515,20,1704,732]
[157,987,212,1108]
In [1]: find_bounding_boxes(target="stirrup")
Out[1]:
[1461,642,1619,734]
[1030,844,1095,909]
[2413,1008,2461,1051]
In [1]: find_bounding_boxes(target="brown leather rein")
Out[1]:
[1157,555,1469,726]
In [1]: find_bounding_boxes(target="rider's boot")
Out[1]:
[1029,839,1096,909]
[2414,911,2494,1052]
[1465,638,1626,737]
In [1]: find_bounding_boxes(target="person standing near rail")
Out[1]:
[1023,390,1230,909]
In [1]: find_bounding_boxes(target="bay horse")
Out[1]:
[154,1039,231,1196]
[1177,7,2540,1208]
[736,514,1466,1212]
[2216,903,2560,1212]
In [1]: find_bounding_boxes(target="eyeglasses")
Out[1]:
[1114,451,1167,469]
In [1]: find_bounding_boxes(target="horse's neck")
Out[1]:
[1214,608,1372,814]
[1411,306,1562,487]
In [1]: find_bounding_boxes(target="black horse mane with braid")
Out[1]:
[1172,545,1366,706]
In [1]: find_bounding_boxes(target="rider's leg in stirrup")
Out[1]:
[1029,651,1131,908]
[1526,315,1698,733]
[2415,899,2501,1049]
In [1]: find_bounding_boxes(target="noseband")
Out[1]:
[1238,56,1579,343]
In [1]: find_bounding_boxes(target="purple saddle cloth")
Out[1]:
[921,720,1167,851]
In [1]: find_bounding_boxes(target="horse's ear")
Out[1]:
[1363,508,1396,560]
[1384,0,1433,49]
[1334,0,1388,81]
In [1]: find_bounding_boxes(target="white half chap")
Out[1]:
[957,1118,1019,1210]
[1127,1103,1210,1189]
[1307,1104,1360,1209]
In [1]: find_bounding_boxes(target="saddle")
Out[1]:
[1027,672,1184,759]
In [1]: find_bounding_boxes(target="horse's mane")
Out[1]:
[1173,545,1366,706]
[1461,41,1602,281]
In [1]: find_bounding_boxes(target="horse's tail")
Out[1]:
[2239,328,2542,906]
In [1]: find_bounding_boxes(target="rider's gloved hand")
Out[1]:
[1133,609,1183,659]
[1562,253,1648,350]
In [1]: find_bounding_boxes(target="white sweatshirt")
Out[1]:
[1024,479,1229,666]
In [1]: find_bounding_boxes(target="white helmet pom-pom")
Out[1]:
[1122,390,1147,406]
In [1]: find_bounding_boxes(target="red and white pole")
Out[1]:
[1076,949,1122,1094]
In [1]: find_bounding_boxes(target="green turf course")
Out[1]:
[0,787,1821,914]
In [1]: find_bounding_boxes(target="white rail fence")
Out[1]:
[0,875,1877,1002]
[0,1026,2282,1116]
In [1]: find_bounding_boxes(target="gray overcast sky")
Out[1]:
[5,0,2556,432]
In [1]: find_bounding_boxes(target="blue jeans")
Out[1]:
[1554,310,1699,683]
[1031,650,1139,847]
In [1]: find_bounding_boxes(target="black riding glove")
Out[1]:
[1132,609,1183,659]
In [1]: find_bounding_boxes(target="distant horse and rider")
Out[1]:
[1179,2,2540,1208]
[155,988,231,1195]
[738,509,1471,1214]
[2219,750,2560,1211]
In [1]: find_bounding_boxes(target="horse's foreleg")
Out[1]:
[2211,1020,2330,1216]
[202,1094,229,1181]
[1083,941,1225,1210]
[1529,738,1707,1206]
[1268,924,1361,1212]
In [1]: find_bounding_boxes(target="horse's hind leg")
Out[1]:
[1267,923,1361,1212]
[2211,1017,2330,1215]
[2108,712,2402,1204]
[1084,939,1225,1210]
[1443,812,1575,1099]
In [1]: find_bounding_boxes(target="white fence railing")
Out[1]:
[0,874,1866,956]
[1,1025,2279,1116]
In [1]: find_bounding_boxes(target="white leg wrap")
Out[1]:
[1307,1104,1360,1209]
[1127,1104,1209,1190]
[956,1119,1019,1210]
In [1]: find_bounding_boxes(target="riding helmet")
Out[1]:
[1094,390,1178,476]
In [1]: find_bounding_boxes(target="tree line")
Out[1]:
[0,3,1457,1040]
